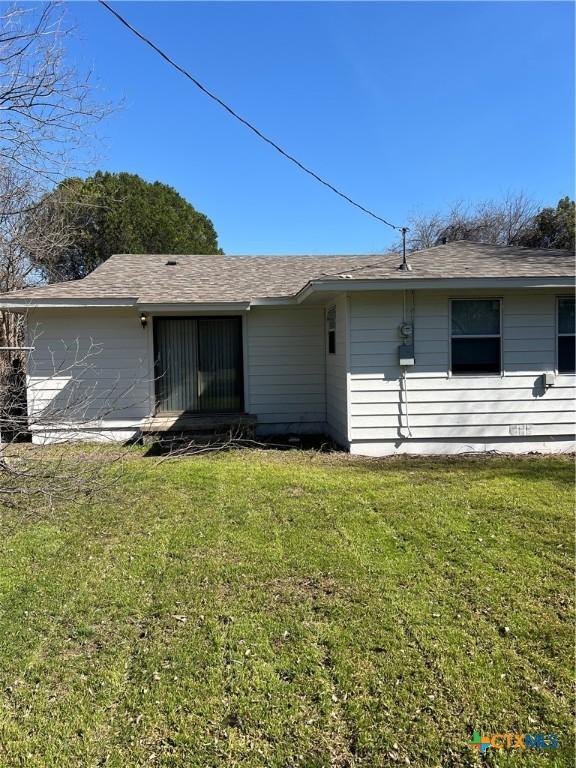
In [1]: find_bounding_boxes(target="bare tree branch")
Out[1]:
[0,2,112,182]
[0,2,114,364]
[396,193,541,253]
[0,323,152,507]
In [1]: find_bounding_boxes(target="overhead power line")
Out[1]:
[98,0,402,232]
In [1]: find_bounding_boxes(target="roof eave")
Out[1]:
[249,296,296,306]
[0,275,572,312]
[0,297,138,312]
[137,301,251,312]
[296,275,575,301]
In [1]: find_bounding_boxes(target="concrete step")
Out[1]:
[141,412,257,434]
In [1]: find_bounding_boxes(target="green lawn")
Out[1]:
[0,451,573,767]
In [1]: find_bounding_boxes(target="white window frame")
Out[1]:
[449,298,503,377]
[556,295,576,375]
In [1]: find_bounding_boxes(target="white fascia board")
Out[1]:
[137,302,251,313]
[296,276,575,300]
[249,297,296,307]
[0,297,137,311]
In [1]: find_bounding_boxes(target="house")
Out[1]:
[0,241,574,455]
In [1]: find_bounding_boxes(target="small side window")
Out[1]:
[327,306,336,355]
[558,297,575,373]
[450,299,501,375]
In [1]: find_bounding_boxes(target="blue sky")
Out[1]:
[64,1,573,254]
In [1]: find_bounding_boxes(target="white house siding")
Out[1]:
[245,306,327,435]
[324,296,349,446]
[25,306,329,443]
[348,289,576,456]
[19,290,576,452]
[26,309,152,442]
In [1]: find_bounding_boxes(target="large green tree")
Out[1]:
[518,196,575,250]
[32,171,221,281]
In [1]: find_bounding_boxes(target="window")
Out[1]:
[451,299,501,375]
[558,297,575,373]
[326,306,336,354]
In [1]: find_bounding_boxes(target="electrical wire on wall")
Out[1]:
[400,368,412,438]
[400,290,415,438]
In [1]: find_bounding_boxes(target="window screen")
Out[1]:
[451,299,501,375]
[558,297,575,374]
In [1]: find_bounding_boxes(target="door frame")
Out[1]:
[150,314,246,415]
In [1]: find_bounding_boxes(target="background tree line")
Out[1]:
[28,186,576,285]
[402,194,574,253]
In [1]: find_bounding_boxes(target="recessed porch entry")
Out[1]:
[153,317,244,413]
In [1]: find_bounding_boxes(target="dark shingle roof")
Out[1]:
[1,241,573,305]
[322,241,575,281]
[2,254,388,303]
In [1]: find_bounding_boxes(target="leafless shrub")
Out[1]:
[151,427,284,462]
[396,192,540,253]
[0,323,151,508]
[150,428,332,463]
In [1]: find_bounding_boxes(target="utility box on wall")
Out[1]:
[398,343,415,366]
